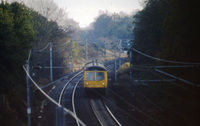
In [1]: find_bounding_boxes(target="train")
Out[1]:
[83,60,108,90]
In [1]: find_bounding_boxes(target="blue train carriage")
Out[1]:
[83,60,107,89]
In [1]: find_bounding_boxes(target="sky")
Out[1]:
[54,0,143,28]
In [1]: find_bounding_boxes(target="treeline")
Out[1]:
[0,2,34,125]
[76,11,134,44]
[91,12,134,40]
[132,0,200,83]
[133,0,200,64]
[0,1,69,125]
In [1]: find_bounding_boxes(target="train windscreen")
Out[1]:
[86,72,95,80]
[96,72,105,81]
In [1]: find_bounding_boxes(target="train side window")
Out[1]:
[96,72,104,81]
[86,72,95,80]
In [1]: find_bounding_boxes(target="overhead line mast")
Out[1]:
[50,42,53,81]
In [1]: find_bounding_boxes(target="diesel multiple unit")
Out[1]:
[83,60,107,89]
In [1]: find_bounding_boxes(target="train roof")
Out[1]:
[84,60,107,71]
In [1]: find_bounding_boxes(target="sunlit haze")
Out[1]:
[54,0,143,28]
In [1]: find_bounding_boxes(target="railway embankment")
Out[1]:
[109,62,200,126]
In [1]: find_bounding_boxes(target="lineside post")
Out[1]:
[70,40,73,72]
[119,40,122,68]
[114,46,118,84]
[26,60,31,126]
[56,106,64,126]
[129,50,133,91]
[85,39,88,62]
[50,42,53,81]
[104,41,107,61]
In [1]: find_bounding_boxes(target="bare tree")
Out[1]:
[26,0,79,32]
[3,0,79,32]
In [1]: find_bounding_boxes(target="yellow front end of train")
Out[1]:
[84,71,107,88]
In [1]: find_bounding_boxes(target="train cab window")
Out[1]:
[96,72,104,81]
[86,72,95,80]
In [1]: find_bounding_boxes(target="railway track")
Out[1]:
[90,87,149,126]
[102,60,165,125]
[58,71,83,104]
[90,99,121,126]
[72,76,83,126]
[40,62,121,126]
[41,58,150,126]
[41,58,141,126]
[39,70,85,126]
[48,71,81,101]
[36,57,200,126]
[57,71,84,126]
[57,68,122,126]
[74,59,160,125]
[132,68,200,125]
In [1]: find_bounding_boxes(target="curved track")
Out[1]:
[38,57,200,126]
[90,99,121,126]
[58,72,84,126]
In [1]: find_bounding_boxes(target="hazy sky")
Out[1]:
[54,0,143,28]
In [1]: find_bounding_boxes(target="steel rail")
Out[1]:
[58,70,83,104]
[107,88,154,120]
[90,99,120,126]
[104,104,122,126]
[72,76,83,126]
[52,40,70,47]
[134,83,164,113]
[90,100,105,126]
[35,43,50,52]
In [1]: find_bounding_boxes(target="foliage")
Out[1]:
[30,9,72,81]
[31,10,67,47]
[0,1,35,125]
[0,1,75,125]
[81,11,134,41]
[132,0,200,83]
[133,0,168,57]
[133,0,200,64]
[158,0,200,63]
[72,41,81,58]
[2,0,79,32]
[0,1,35,87]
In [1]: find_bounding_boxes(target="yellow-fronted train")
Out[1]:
[83,60,107,95]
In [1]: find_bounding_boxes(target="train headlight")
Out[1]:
[86,83,88,85]
[102,83,104,85]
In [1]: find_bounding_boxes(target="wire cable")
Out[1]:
[132,47,200,65]
[35,43,50,52]
[53,40,70,47]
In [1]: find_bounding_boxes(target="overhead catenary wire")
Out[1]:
[34,42,72,65]
[52,43,70,52]
[34,41,71,53]
[34,44,83,66]
[132,47,200,65]
[52,41,83,53]
[35,43,50,52]
[23,66,86,126]
[52,40,70,47]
